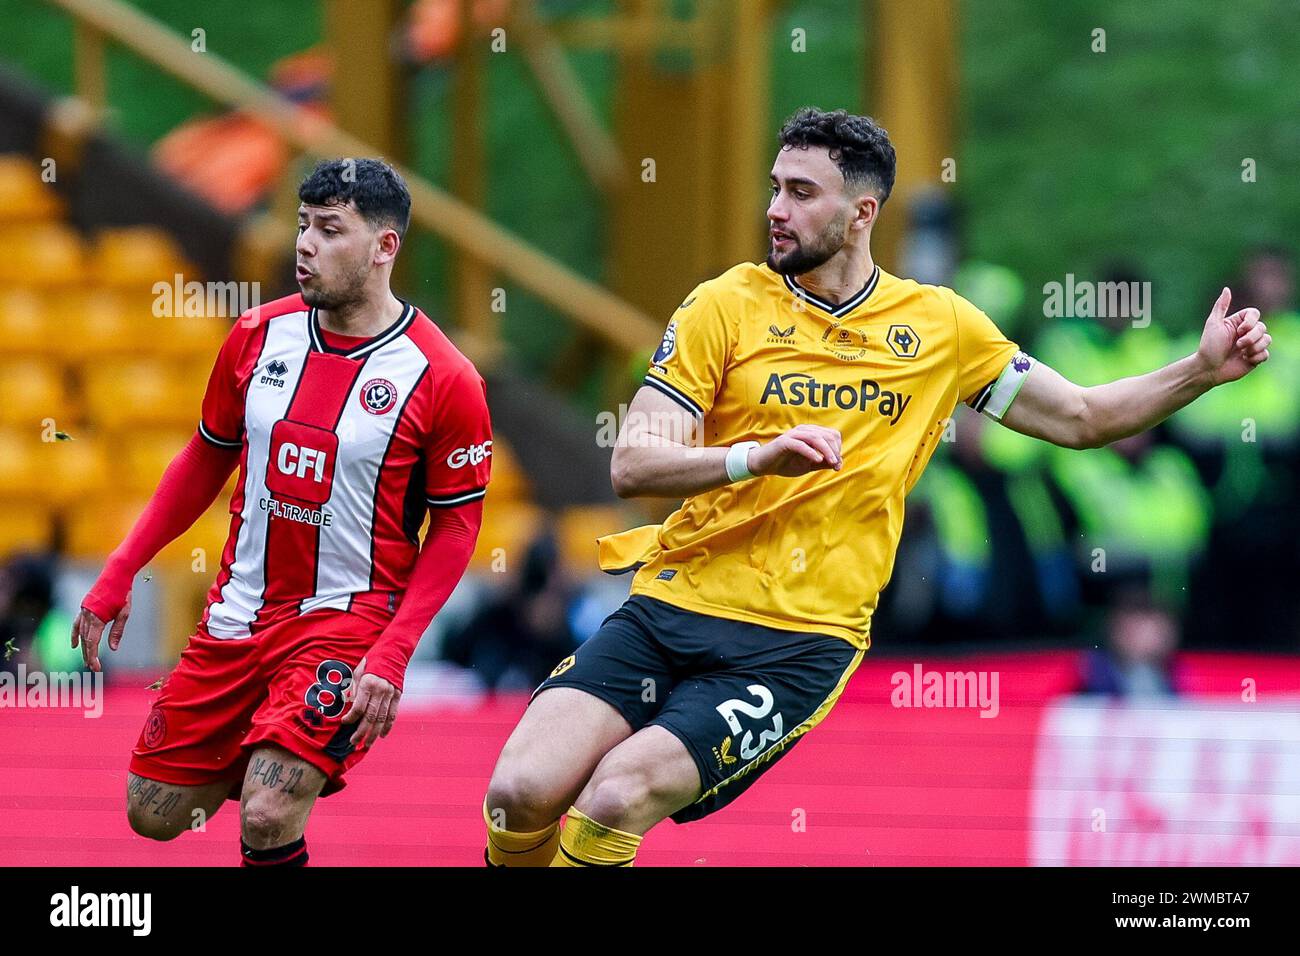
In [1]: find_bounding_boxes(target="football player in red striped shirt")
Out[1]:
[72,159,492,866]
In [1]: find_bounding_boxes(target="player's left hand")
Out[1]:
[341,656,401,749]
[1196,287,1270,385]
[70,590,132,673]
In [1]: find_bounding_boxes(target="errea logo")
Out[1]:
[447,440,492,469]
[259,359,289,387]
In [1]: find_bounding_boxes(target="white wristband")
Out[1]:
[725,441,760,482]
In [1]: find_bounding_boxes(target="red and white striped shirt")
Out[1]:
[197,293,491,638]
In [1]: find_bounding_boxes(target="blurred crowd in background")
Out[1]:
[877,243,1300,679]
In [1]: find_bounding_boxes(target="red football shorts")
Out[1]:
[129,608,386,799]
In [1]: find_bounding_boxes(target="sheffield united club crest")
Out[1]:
[360,378,398,415]
[142,706,167,749]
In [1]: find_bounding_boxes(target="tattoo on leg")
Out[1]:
[155,791,181,817]
[247,758,306,794]
[127,774,185,817]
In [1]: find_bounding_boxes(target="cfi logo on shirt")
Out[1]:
[360,378,398,415]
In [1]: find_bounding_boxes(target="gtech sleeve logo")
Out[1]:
[760,372,912,424]
[447,440,492,469]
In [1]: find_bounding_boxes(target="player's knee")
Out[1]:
[579,766,653,831]
[240,790,298,847]
[484,768,566,832]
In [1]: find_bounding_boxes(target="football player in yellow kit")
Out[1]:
[481,107,1271,866]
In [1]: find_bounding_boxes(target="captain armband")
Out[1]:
[968,352,1037,421]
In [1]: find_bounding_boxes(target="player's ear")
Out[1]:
[375,227,401,264]
[854,192,880,231]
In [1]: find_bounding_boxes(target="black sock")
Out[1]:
[241,836,308,867]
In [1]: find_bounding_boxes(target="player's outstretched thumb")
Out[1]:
[1211,286,1231,321]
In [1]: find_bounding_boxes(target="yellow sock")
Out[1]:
[550,806,642,867]
[483,800,561,867]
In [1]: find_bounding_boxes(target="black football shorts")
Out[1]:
[533,594,863,823]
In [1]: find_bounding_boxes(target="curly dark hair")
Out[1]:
[298,158,412,239]
[777,107,897,204]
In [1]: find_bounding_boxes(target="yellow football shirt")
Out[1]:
[598,261,1021,649]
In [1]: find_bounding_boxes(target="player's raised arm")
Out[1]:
[992,288,1269,449]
